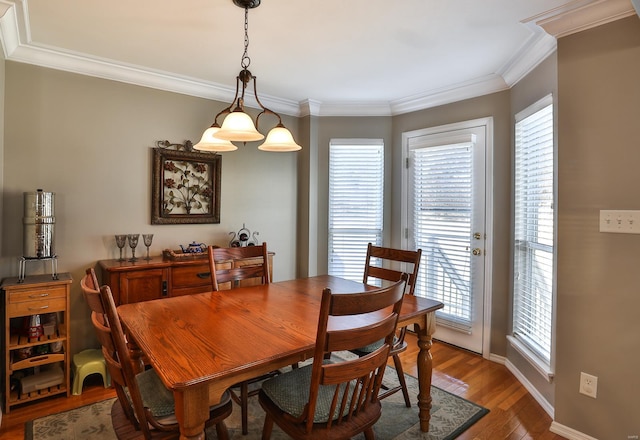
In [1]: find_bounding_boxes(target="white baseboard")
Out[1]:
[494,353,598,440]
[489,352,507,365]
[550,421,600,440]
[504,357,554,418]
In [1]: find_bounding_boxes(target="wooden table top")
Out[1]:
[117,275,443,392]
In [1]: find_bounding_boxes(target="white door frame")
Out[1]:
[401,117,493,359]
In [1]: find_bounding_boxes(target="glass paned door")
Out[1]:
[405,122,489,354]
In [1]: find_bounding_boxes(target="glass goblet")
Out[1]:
[127,234,140,262]
[115,235,127,262]
[142,234,154,260]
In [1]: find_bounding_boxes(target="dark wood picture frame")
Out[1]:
[151,147,221,224]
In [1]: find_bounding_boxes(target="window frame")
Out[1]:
[328,139,384,282]
[508,94,557,382]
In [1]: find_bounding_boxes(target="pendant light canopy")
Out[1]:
[194,0,302,153]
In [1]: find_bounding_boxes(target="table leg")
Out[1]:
[173,385,209,440]
[415,311,437,432]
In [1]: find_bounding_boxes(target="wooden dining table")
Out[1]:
[117,275,444,440]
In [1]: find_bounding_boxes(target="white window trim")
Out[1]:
[507,335,555,382]
[511,93,557,381]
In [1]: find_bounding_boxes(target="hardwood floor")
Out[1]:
[403,335,565,440]
[0,334,565,439]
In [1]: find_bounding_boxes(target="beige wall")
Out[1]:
[1,62,299,354]
[555,16,640,439]
[0,48,4,255]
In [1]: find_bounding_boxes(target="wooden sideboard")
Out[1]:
[98,252,274,305]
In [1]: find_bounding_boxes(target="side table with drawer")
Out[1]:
[1,273,72,413]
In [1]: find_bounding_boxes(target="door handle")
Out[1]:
[472,248,482,256]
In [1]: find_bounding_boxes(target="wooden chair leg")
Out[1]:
[115,386,138,428]
[241,381,249,435]
[261,414,274,440]
[392,353,412,407]
[364,427,375,440]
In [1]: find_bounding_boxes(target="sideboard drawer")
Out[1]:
[171,262,233,295]
[171,264,212,288]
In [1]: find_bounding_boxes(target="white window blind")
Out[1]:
[513,96,555,367]
[328,140,384,282]
[411,141,473,332]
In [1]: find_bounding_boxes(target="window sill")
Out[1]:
[507,335,554,383]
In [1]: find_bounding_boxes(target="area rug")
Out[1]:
[26,367,488,440]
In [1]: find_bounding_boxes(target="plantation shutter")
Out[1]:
[328,140,384,282]
[513,96,555,365]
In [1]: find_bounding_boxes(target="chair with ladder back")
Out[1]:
[350,243,422,407]
[258,274,408,439]
[81,268,233,440]
[207,243,274,435]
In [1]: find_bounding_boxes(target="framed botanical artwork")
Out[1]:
[151,143,221,224]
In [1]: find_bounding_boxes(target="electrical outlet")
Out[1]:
[579,372,598,398]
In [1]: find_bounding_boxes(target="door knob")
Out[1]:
[472,248,482,256]
[473,232,482,240]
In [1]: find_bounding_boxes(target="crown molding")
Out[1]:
[523,0,636,38]
[0,1,301,117]
[0,1,20,57]
[499,31,557,87]
[390,74,510,116]
[1,0,635,118]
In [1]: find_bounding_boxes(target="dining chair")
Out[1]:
[258,273,408,439]
[207,242,270,291]
[207,243,273,435]
[350,243,422,407]
[80,268,233,440]
[80,269,138,427]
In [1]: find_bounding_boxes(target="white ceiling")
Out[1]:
[0,0,636,116]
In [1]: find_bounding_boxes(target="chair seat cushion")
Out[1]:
[134,368,231,421]
[261,363,356,423]
[135,368,176,418]
[352,335,400,355]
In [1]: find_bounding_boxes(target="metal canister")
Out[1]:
[23,189,56,258]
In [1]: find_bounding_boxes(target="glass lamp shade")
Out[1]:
[193,125,237,152]
[258,125,302,152]
[215,111,265,142]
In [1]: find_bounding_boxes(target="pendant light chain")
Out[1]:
[241,7,251,70]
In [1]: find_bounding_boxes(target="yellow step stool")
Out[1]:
[72,348,111,395]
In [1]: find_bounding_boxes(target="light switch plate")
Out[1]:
[599,210,640,234]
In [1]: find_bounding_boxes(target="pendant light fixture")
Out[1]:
[194,0,302,153]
